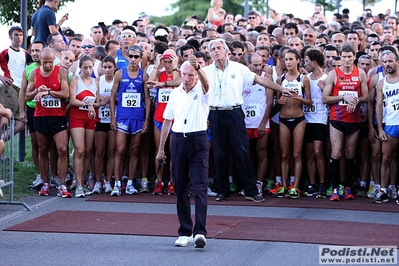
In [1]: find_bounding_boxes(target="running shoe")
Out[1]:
[303,184,318,197]
[28,174,44,191]
[366,184,375,198]
[86,174,95,191]
[269,182,282,194]
[330,188,340,201]
[368,186,380,199]
[207,187,217,197]
[316,183,326,198]
[229,182,237,193]
[326,183,333,196]
[75,185,85,198]
[140,179,149,193]
[356,185,367,197]
[110,183,121,197]
[104,182,112,193]
[167,182,176,195]
[388,185,397,200]
[288,188,300,199]
[238,189,245,196]
[256,181,263,196]
[121,176,128,191]
[344,187,355,200]
[39,183,51,196]
[372,190,389,203]
[338,184,344,197]
[126,183,138,195]
[288,182,295,190]
[245,194,265,202]
[153,182,164,195]
[92,182,102,194]
[276,187,288,198]
[50,176,60,188]
[264,179,274,191]
[70,178,77,190]
[57,184,72,198]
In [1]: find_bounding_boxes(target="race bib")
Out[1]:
[158,88,172,103]
[41,95,61,108]
[79,96,96,110]
[122,92,141,108]
[149,88,157,103]
[303,104,317,113]
[338,91,358,106]
[99,104,110,118]
[244,104,261,118]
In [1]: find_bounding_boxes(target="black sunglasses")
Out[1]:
[81,45,94,49]
[128,54,140,59]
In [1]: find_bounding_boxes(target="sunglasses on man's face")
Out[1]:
[128,54,140,59]
[81,45,94,49]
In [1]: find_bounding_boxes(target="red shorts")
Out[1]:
[69,116,96,130]
[246,128,271,139]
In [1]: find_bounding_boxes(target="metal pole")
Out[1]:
[18,0,27,162]
[244,0,249,18]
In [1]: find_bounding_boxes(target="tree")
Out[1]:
[0,0,75,27]
[150,0,244,26]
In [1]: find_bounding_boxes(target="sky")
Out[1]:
[0,0,398,50]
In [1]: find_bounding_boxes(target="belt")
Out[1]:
[174,131,206,138]
[209,105,241,111]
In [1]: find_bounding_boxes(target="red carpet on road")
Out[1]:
[4,210,399,246]
[85,193,399,213]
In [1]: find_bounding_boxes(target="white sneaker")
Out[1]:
[175,235,193,247]
[111,184,121,196]
[126,183,138,195]
[50,176,60,187]
[104,182,112,193]
[140,180,149,193]
[75,185,85,198]
[194,234,206,248]
[92,182,102,194]
[238,189,245,196]
[207,187,217,197]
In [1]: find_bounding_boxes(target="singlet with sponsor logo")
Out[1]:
[98,75,114,124]
[154,71,174,122]
[34,66,66,117]
[382,75,399,126]
[70,75,97,119]
[329,67,361,123]
[242,83,269,129]
[304,72,328,125]
[116,68,145,120]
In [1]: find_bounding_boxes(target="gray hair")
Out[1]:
[128,45,143,57]
[208,38,229,53]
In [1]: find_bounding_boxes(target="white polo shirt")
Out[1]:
[202,60,255,107]
[163,81,209,133]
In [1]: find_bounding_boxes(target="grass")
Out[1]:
[1,134,37,201]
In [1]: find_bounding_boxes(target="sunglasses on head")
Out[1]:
[128,54,140,59]
[81,45,94,49]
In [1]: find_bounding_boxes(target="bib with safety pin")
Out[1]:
[79,96,96,110]
[41,95,61,108]
[338,91,358,106]
[303,104,317,113]
[99,104,111,118]
[158,88,172,103]
[122,92,141,108]
[244,104,261,118]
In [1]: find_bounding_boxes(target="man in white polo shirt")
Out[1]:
[156,56,209,248]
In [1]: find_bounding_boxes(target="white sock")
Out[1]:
[275,176,282,184]
[360,181,366,187]
[381,187,387,193]
[127,180,133,186]
[229,176,233,183]
[290,176,295,184]
[369,181,375,186]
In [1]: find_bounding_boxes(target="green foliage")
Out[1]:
[151,0,244,26]
[0,0,75,27]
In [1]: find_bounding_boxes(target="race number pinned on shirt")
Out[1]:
[244,104,261,118]
[338,91,358,106]
[303,104,317,113]
[122,92,141,108]
[79,96,96,110]
[41,95,61,108]
[158,88,172,103]
[99,104,110,118]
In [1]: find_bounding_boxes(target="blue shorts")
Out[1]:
[116,118,143,134]
[154,120,173,133]
[385,125,399,138]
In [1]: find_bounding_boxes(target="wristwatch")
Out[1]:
[47,89,51,95]
[195,64,200,71]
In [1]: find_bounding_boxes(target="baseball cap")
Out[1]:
[154,29,169,37]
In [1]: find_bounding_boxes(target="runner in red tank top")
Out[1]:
[322,43,369,202]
